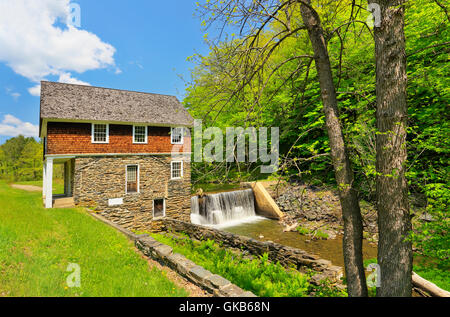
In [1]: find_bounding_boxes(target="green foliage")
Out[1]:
[151,233,311,297]
[310,279,348,297]
[296,226,311,235]
[296,225,329,240]
[186,2,449,276]
[409,183,449,270]
[185,0,448,201]
[0,135,43,182]
[403,2,449,272]
[413,264,450,292]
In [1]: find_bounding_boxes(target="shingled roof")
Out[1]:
[40,81,194,127]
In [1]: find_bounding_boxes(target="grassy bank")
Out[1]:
[149,233,346,297]
[0,181,188,297]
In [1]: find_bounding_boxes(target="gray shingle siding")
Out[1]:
[40,81,194,127]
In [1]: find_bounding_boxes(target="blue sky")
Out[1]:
[0,0,210,143]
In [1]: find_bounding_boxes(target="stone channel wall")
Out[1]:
[136,235,256,297]
[90,212,255,297]
[159,218,343,282]
[74,155,191,231]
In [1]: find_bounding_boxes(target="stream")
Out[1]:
[223,217,378,268]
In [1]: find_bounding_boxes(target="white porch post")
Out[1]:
[42,163,47,199]
[45,158,53,208]
[67,159,72,196]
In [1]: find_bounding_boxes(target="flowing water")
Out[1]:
[191,188,378,266]
[190,189,266,228]
[223,218,378,268]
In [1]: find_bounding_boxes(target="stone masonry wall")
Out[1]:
[74,155,191,230]
[159,218,343,282]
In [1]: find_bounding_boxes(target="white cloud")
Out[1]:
[57,72,91,86]
[0,114,39,137]
[28,85,41,97]
[5,87,21,100]
[0,0,117,95]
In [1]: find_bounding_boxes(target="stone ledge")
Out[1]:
[135,235,256,297]
[160,218,344,283]
[89,212,255,296]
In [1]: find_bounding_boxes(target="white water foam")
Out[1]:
[190,189,264,227]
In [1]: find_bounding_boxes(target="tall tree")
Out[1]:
[196,0,368,296]
[299,0,367,297]
[369,0,412,296]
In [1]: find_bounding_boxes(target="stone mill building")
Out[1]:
[39,81,193,230]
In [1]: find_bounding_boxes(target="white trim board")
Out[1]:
[45,153,192,158]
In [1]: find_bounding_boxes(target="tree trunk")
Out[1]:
[300,1,368,297]
[371,0,413,297]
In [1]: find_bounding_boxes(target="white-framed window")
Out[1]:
[133,125,148,144]
[171,161,183,179]
[171,127,184,144]
[91,123,109,143]
[126,165,139,193]
[153,198,166,218]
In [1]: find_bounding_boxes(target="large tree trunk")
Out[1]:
[371,0,413,297]
[300,1,368,297]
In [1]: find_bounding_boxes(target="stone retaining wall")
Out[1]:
[160,218,343,282]
[136,235,256,297]
[89,212,254,297]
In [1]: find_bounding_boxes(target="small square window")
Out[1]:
[171,161,183,179]
[133,126,147,143]
[153,199,165,218]
[171,127,183,144]
[126,165,139,193]
[92,124,109,143]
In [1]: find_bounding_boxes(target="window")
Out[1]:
[171,161,183,179]
[126,165,139,193]
[92,123,109,143]
[133,125,147,144]
[171,127,183,144]
[153,199,165,218]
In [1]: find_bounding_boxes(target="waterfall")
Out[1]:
[190,189,264,227]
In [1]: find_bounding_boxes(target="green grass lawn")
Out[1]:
[0,181,188,297]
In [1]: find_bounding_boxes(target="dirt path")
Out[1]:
[10,184,42,192]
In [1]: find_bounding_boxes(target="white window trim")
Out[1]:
[171,127,184,145]
[133,125,148,144]
[171,161,183,180]
[91,123,109,144]
[153,198,166,219]
[125,164,140,194]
